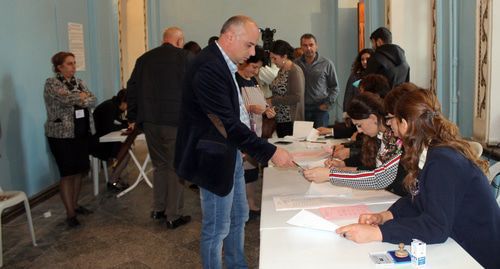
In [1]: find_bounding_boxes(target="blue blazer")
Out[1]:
[175,43,276,196]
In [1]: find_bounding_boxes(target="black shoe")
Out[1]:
[189,184,199,190]
[66,216,81,228]
[107,181,130,192]
[75,206,93,215]
[166,215,191,229]
[151,211,166,220]
[249,210,261,221]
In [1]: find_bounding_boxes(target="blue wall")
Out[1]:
[0,0,120,196]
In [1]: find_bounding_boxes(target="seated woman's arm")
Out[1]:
[329,153,401,189]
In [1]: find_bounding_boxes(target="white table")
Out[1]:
[92,130,152,197]
[259,140,482,269]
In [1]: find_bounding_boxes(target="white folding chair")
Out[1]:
[0,187,37,267]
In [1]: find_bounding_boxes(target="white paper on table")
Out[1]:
[306,181,353,197]
[286,209,340,232]
[293,121,314,139]
[306,128,320,141]
[273,194,397,211]
[294,158,328,169]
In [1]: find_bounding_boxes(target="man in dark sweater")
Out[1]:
[127,27,193,229]
[364,27,410,89]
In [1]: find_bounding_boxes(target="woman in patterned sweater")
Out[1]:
[303,92,404,193]
[268,40,305,138]
[44,52,96,228]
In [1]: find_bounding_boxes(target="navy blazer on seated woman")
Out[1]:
[175,43,277,196]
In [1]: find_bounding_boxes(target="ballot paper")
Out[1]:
[286,209,340,232]
[306,181,352,197]
[273,193,398,211]
[319,204,371,220]
[306,128,320,141]
[293,121,314,139]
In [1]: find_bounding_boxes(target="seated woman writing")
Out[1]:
[303,92,405,195]
[335,88,500,269]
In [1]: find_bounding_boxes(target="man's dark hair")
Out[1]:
[370,27,392,44]
[300,33,317,44]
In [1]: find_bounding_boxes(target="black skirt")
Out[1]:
[48,136,90,177]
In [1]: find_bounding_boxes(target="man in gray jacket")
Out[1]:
[295,33,339,128]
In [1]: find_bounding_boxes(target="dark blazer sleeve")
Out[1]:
[126,58,142,123]
[193,61,276,163]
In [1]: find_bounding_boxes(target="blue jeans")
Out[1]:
[200,151,249,269]
[305,106,330,128]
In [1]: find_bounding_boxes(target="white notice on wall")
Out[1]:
[68,22,86,71]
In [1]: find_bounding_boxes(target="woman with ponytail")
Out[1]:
[336,89,500,269]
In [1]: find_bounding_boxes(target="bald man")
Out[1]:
[175,15,294,268]
[127,27,193,229]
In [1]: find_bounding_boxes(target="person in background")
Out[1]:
[358,74,390,98]
[174,15,294,268]
[44,51,96,228]
[364,27,410,88]
[90,88,130,192]
[269,39,305,138]
[127,26,192,229]
[336,88,500,269]
[236,45,276,220]
[343,48,374,115]
[296,33,339,128]
[207,35,219,45]
[293,47,304,59]
[183,41,201,55]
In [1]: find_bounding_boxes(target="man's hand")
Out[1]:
[317,127,333,135]
[271,147,294,167]
[319,103,329,111]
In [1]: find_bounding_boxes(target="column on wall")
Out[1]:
[473,0,500,145]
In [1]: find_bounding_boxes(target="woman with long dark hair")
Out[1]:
[304,92,403,193]
[336,89,500,269]
[268,40,305,137]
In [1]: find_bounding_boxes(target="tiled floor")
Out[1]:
[2,141,261,268]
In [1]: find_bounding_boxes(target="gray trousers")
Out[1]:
[143,123,184,221]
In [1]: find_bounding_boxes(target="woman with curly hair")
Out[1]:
[336,89,500,269]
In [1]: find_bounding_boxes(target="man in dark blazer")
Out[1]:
[127,27,192,229]
[175,16,294,268]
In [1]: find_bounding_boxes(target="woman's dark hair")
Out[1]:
[183,41,201,55]
[116,88,127,103]
[351,48,374,74]
[270,40,294,60]
[347,92,386,168]
[246,45,266,64]
[51,51,75,73]
[384,82,419,115]
[360,74,390,98]
[395,89,489,192]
